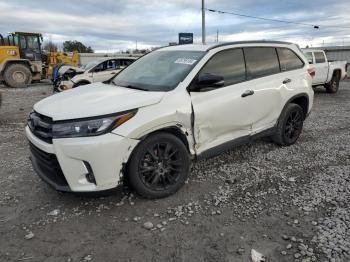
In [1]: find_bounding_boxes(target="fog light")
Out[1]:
[83,161,96,184]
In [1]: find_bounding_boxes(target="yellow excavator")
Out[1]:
[0,32,79,88]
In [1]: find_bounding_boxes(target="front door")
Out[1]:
[92,59,120,83]
[190,48,252,154]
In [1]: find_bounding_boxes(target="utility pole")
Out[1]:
[202,0,206,44]
[136,40,138,51]
[216,29,219,43]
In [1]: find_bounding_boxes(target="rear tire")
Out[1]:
[272,103,304,146]
[325,73,340,93]
[3,64,32,88]
[126,132,190,199]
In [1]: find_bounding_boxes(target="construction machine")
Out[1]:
[0,32,79,88]
[45,51,79,80]
[0,32,43,88]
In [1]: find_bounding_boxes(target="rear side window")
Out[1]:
[122,59,134,66]
[314,52,326,63]
[199,48,246,86]
[244,47,280,79]
[277,48,304,71]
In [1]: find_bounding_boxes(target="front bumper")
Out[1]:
[26,126,139,192]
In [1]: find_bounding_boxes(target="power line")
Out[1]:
[206,8,350,30]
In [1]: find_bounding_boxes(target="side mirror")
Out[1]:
[308,59,313,64]
[194,74,224,91]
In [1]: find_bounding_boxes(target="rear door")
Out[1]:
[313,51,328,84]
[242,47,285,134]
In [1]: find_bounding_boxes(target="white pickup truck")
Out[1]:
[302,49,347,93]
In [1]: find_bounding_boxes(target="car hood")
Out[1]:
[58,65,85,75]
[34,83,165,121]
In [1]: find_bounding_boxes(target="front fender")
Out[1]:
[111,90,195,154]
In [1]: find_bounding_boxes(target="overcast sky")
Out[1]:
[1,0,350,52]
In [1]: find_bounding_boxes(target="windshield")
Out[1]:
[81,60,100,71]
[26,36,40,52]
[112,50,205,91]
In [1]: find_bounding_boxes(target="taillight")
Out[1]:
[308,68,315,78]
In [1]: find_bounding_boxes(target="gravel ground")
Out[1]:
[0,81,349,262]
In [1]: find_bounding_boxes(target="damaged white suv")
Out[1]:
[26,41,314,198]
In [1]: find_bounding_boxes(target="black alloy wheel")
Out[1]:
[127,132,190,198]
[284,108,303,144]
[139,141,182,191]
[272,103,305,146]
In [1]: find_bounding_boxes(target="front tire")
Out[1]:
[273,103,304,146]
[126,132,190,199]
[325,73,340,93]
[3,64,32,88]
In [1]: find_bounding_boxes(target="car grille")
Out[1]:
[28,111,53,143]
[29,142,70,191]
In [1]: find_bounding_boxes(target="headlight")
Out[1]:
[52,110,137,138]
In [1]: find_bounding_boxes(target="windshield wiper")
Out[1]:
[119,84,148,91]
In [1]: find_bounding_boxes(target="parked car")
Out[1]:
[26,41,314,198]
[54,57,137,92]
[302,49,347,93]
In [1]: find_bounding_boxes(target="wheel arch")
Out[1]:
[280,93,309,120]
[138,125,192,155]
[1,59,32,74]
[332,69,341,80]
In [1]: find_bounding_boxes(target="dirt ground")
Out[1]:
[0,81,349,262]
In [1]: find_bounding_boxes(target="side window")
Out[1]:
[19,35,26,49]
[106,60,118,70]
[277,48,304,71]
[198,48,246,87]
[13,36,19,46]
[304,52,314,64]
[314,52,326,63]
[244,47,280,79]
[94,62,105,72]
[122,59,134,66]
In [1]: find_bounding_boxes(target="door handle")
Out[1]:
[241,90,254,97]
[111,72,117,74]
[283,78,292,84]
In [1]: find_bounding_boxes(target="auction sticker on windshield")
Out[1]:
[174,58,197,65]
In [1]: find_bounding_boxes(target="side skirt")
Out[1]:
[196,127,276,161]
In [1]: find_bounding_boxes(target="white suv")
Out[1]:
[26,41,314,198]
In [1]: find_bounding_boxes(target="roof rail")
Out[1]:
[207,40,293,51]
